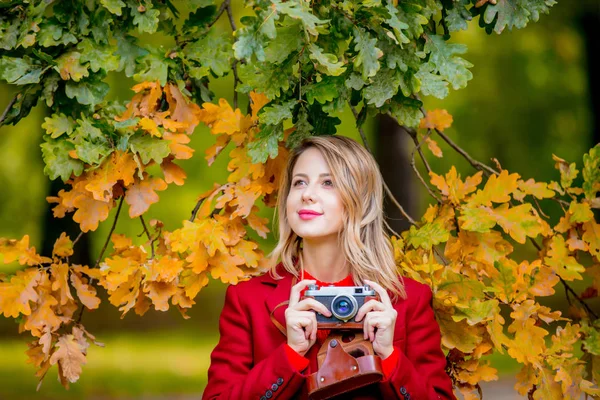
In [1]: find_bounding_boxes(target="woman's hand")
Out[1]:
[285,279,332,356]
[355,279,397,359]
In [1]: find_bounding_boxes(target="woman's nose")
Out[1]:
[301,184,316,203]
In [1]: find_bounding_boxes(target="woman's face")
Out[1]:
[286,147,345,242]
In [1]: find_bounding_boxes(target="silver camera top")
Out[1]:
[304,285,375,297]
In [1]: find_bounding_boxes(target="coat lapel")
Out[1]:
[263,270,295,337]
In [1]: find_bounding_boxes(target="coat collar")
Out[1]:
[261,265,295,337]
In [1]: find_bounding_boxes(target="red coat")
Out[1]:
[202,268,456,400]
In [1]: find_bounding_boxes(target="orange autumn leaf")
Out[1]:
[199,98,246,136]
[53,233,73,258]
[249,91,270,121]
[205,134,231,166]
[50,263,74,306]
[467,170,520,207]
[0,235,32,264]
[138,117,162,138]
[72,191,113,232]
[429,167,482,205]
[165,83,202,134]
[232,239,262,268]
[124,175,168,218]
[144,281,178,311]
[209,249,246,284]
[163,131,194,160]
[49,334,87,386]
[419,109,453,131]
[425,137,443,157]
[161,159,186,186]
[0,268,41,317]
[70,271,101,310]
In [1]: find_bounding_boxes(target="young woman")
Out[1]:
[202,136,455,400]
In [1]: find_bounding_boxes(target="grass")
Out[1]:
[0,330,219,400]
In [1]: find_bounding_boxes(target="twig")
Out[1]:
[232,60,239,109]
[0,94,18,126]
[349,104,418,226]
[407,127,442,203]
[528,237,598,319]
[93,197,124,269]
[207,0,230,29]
[225,1,236,31]
[72,231,84,247]
[139,215,155,259]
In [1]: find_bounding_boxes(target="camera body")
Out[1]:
[304,285,378,330]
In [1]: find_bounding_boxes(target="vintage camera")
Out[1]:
[304,285,378,330]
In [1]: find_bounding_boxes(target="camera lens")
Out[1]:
[331,295,358,321]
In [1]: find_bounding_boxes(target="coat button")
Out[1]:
[265,390,273,399]
[400,386,407,395]
[271,383,278,391]
[405,395,411,400]
[276,377,284,385]
[260,397,266,400]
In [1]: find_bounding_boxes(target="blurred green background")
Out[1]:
[0,1,598,398]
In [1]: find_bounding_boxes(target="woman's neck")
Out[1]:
[301,237,349,283]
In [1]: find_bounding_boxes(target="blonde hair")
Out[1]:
[269,135,406,300]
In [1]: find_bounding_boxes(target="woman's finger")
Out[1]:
[364,279,393,307]
[288,279,317,307]
[294,298,332,317]
[355,299,386,322]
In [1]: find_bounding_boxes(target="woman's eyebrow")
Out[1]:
[292,173,332,178]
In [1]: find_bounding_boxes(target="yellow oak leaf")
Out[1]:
[138,117,161,138]
[108,271,144,317]
[72,192,113,232]
[187,246,210,274]
[565,228,588,252]
[197,219,229,256]
[100,256,139,291]
[0,235,31,264]
[568,201,594,224]
[437,312,483,353]
[165,83,202,134]
[507,318,548,365]
[199,98,245,136]
[50,263,74,306]
[84,151,138,201]
[490,203,542,244]
[425,137,443,157]
[419,109,453,131]
[0,268,41,317]
[161,159,186,186]
[53,233,73,258]
[209,249,246,284]
[430,167,482,205]
[56,52,89,81]
[532,368,563,400]
[205,134,231,166]
[111,234,133,252]
[456,360,498,385]
[70,271,101,310]
[552,154,579,189]
[544,235,585,281]
[147,256,184,283]
[49,334,86,386]
[163,131,195,160]
[144,281,178,311]
[214,215,246,247]
[582,220,600,257]
[233,240,262,268]
[229,182,263,219]
[515,364,537,395]
[486,313,509,353]
[513,178,555,201]
[125,175,168,218]
[23,273,63,336]
[72,264,102,280]
[180,269,209,299]
[468,170,520,207]
[247,208,270,239]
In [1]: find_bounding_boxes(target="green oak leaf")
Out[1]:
[55,51,89,82]
[345,73,366,90]
[0,19,19,50]
[264,21,304,64]
[37,22,77,47]
[42,72,60,107]
[406,221,450,249]
[42,113,75,139]
[0,84,41,127]
[288,106,313,149]
[309,44,346,76]
[115,33,148,77]
[101,0,126,15]
[415,63,449,99]
[129,133,171,165]
[237,61,292,99]
[364,69,401,107]
[247,123,283,163]
[386,95,423,128]
[385,2,410,44]
[233,17,266,62]
[307,105,340,136]
[352,27,382,79]
[74,117,104,141]
[445,0,472,32]
[0,56,45,85]
[259,100,296,126]
[184,31,232,77]
[131,6,160,34]
[65,78,109,107]
[582,144,600,200]
[397,2,429,39]
[272,0,329,36]
[452,299,498,325]
[40,138,84,182]
[133,52,169,86]
[75,140,112,165]
[77,39,119,73]
[424,34,473,90]
[304,76,345,106]
[479,0,556,34]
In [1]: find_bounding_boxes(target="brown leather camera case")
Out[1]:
[306,331,384,400]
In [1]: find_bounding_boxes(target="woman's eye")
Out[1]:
[323,179,334,187]
[293,180,305,186]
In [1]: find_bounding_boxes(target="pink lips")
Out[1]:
[298,210,323,221]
